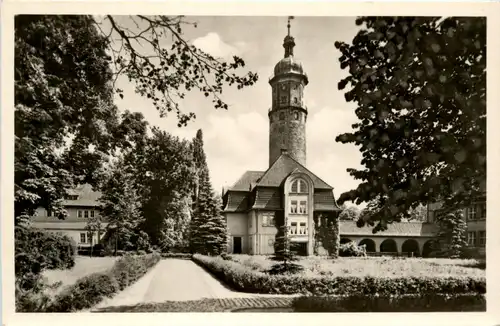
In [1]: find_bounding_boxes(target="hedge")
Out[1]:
[161,253,193,259]
[47,252,161,312]
[193,254,486,296]
[292,293,486,312]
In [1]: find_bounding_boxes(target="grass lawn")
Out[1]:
[229,255,485,278]
[43,256,118,294]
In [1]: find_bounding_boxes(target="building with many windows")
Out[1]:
[32,184,107,250]
[221,19,341,256]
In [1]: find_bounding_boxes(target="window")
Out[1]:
[290,222,298,235]
[467,231,476,246]
[294,97,298,104]
[290,200,298,214]
[262,213,275,227]
[479,231,486,246]
[480,203,486,219]
[467,205,477,220]
[47,210,52,217]
[78,210,83,218]
[279,112,285,120]
[90,210,95,218]
[84,210,89,218]
[291,179,308,193]
[299,201,307,214]
[249,215,252,228]
[299,222,307,235]
[80,233,87,244]
[280,96,287,104]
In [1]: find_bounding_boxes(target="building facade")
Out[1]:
[222,20,341,256]
[427,195,486,257]
[32,184,108,250]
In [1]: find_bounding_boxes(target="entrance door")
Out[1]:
[233,237,242,254]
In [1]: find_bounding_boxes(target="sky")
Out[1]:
[111,16,365,207]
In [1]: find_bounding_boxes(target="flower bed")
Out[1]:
[47,252,161,312]
[193,254,486,296]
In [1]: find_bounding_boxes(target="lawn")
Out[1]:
[229,254,485,278]
[43,256,118,294]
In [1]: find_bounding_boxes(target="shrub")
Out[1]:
[193,254,486,296]
[49,273,120,312]
[161,253,193,259]
[292,293,486,312]
[15,226,77,311]
[109,252,161,290]
[339,241,367,257]
[33,252,161,312]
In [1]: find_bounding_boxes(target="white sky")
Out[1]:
[112,16,364,206]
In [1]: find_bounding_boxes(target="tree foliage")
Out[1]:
[138,128,195,245]
[99,157,144,252]
[15,14,257,223]
[97,15,258,126]
[335,17,486,232]
[339,205,361,221]
[270,211,303,274]
[189,130,227,255]
[434,208,468,258]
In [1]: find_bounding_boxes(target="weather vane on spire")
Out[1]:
[287,16,294,36]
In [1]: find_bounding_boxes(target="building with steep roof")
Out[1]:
[32,184,108,250]
[222,18,341,256]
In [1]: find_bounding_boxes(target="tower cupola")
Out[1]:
[268,17,309,167]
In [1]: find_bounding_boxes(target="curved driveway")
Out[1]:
[94,258,284,309]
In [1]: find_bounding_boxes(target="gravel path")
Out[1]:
[92,259,298,311]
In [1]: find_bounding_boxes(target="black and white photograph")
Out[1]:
[1,1,499,323]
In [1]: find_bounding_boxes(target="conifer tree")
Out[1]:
[270,211,301,274]
[189,129,228,255]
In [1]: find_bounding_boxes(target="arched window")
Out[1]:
[291,179,308,193]
[294,111,299,120]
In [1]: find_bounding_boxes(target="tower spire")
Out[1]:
[287,16,293,36]
[283,16,295,58]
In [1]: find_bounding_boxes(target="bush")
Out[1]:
[161,253,193,259]
[28,252,161,312]
[193,254,486,296]
[292,293,486,312]
[49,273,120,312]
[267,262,304,275]
[109,252,161,290]
[15,226,77,311]
[339,241,367,257]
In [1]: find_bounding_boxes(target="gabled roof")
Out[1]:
[314,190,341,211]
[228,171,265,191]
[253,187,282,210]
[339,221,438,237]
[223,191,250,212]
[257,154,332,190]
[63,184,102,207]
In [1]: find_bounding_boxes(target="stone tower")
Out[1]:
[268,17,309,167]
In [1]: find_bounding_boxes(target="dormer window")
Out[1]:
[291,179,308,193]
[66,195,78,200]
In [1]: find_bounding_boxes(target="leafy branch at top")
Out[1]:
[98,15,259,127]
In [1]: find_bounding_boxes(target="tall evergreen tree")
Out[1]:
[270,211,301,274]
[189,129,227,255]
